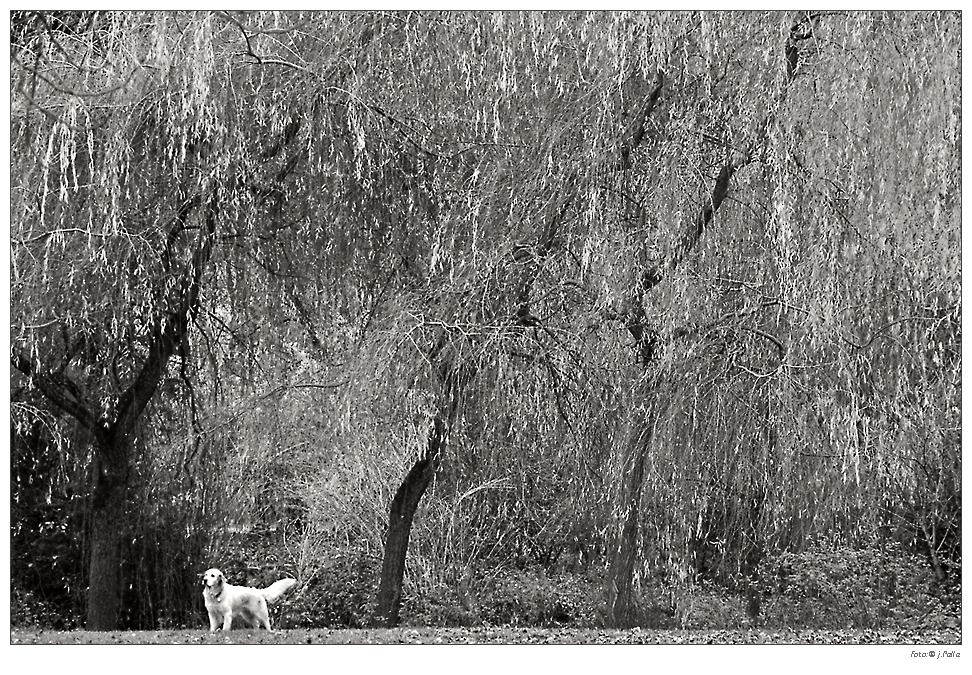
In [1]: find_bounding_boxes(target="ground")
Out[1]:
[9,626,962,645]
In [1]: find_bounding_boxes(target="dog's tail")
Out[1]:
[262,578,297,605]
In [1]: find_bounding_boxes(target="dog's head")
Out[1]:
[201,568,224,592]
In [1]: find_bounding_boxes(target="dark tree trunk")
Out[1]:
[373,415,447,627]
[84,434,133,630]
[86,475,127,630]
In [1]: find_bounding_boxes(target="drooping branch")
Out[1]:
[623,13,822,351]
[512,73,665,328]
[115,192,219,437]
[10,351,102,438]
[641,159,738,295]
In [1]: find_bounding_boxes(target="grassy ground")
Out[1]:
[9,626,962,645]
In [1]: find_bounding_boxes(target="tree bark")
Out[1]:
[84,431,136,630]
[373,415,447,627]
[85,462,128,630]
[607,435,649,628]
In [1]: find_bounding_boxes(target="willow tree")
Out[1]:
[11,12,222,629]
[9,10,380,629]
[568,11,962,624]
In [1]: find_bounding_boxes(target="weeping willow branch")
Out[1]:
[10,351,102,437]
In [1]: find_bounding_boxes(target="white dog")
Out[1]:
[202,567,297,631]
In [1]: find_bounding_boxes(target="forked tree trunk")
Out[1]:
[373,416,447,627]
[604,18,813,627]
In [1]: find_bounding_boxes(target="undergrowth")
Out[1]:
[11,541,959,632]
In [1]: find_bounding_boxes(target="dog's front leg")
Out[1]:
[222,613,233,631]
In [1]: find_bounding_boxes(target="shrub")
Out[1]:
[284,547,380,628]
[672,581,749,629]
[398,565,604,628]
[759,542,959,629]
[477,567,602,628]
[11,588,82,630]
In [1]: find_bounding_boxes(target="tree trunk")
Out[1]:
[373,415,447,627]
[606,427,649,628]
[744,486,765,622]
[84,433,134,630]
[86,480,127,630]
